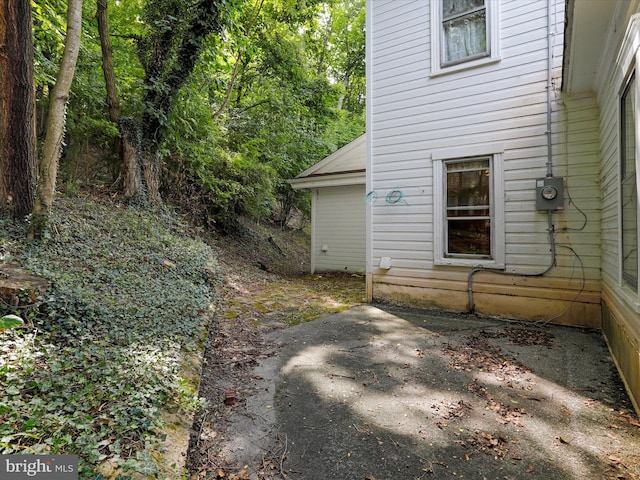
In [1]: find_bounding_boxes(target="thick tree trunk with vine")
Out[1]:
[0,0,37,221]
[122,0,227,204]
[30,0,83,238]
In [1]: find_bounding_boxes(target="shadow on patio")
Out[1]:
[223,304,640,480]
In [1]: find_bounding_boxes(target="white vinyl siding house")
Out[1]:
[312,185,365,273]
[366,0,640,414]
[367,0,601,324]
[289,135,366,273]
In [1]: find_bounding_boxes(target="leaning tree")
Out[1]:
[31,0,84,238]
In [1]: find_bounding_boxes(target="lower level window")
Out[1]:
[433,146,504,268]
[445,158,491,258]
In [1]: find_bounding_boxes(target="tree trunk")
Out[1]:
[126,0,226,204]
[0,18,4,214]
[0,0,37,221]
[31,0,83,236]
[119,118,142,199]
[96,0,123,184]
[337,72,350,111]
[96,0,120,125]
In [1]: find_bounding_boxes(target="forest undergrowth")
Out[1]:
[0,192,365,479]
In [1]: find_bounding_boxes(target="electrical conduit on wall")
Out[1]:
[467,0,558,313]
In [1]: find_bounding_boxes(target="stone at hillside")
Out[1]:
[0,262,50,307]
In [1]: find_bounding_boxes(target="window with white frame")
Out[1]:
[445,158,491,257]
[433,146,504,267]
[431,0,500,75]
[621,72,637,289]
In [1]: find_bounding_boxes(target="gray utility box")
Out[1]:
[536,177,564,211]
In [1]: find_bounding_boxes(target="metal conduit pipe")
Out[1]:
[545,0,554,178]
[467,0,558,313]
[468,210,557,313]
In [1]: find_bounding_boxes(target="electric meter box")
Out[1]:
[536,177,564,211]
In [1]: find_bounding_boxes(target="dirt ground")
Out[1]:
[185,221,366,479]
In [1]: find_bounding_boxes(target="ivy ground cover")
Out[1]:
[0,196,217,478]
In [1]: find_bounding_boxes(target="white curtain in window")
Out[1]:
[443,10,487,64]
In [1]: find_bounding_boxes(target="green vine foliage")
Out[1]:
[0,197,216,477]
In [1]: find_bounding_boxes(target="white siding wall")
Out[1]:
[368,0,602,324]
[312,185,366,273]
[595,8,639,299]
[593,8,640,413]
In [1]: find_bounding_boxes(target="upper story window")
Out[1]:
[442,0,488,66]
[431,0,500,76]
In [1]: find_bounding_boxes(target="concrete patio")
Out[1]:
[220,304,640,479]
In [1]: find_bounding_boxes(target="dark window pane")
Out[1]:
[447,207,490,218]
[444,157,492,259]
[447,170,490,208]
[446,160,490,210]
[447,219,491,256]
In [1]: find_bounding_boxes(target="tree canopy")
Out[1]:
[3,0,365,230]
